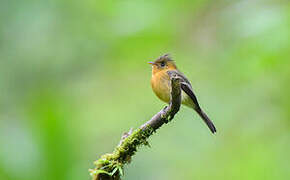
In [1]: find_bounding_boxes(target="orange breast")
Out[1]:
[151,71,171,103]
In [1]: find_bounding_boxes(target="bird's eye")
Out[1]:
[160,61,166,67]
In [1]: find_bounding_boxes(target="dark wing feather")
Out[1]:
[181,82,201,110]
[177,73,217,134]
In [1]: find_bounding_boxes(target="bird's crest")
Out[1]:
[154,54,174,63]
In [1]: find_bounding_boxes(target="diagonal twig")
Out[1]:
[90,71,182,180]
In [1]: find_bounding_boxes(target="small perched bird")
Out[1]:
[149,54,216,134]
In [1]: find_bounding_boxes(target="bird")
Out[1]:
[148,54,216,134]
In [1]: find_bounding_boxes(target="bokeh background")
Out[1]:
[1,0,290,179]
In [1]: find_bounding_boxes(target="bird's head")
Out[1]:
[148,54,177,74]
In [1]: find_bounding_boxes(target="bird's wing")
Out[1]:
[167,70,201,110]
[180,81,201,110]
[167,70,216,133]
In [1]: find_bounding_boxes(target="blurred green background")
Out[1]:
[1,0,290,179]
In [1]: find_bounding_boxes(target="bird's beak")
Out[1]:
[148,61,155,65]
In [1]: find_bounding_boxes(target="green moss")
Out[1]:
[90,127,154,180]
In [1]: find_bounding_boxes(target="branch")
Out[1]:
[89,71,182,180]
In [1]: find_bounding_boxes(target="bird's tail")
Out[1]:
[195,108,217,134]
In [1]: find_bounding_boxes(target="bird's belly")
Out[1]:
[152,76,194,108]
[181,93,195,108]
[151,77,171,103]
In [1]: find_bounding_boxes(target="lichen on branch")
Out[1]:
[90,71,182,180]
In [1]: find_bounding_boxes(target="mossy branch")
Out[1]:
[89,71,182,180]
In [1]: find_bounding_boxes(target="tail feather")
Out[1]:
[196,109,216,134]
